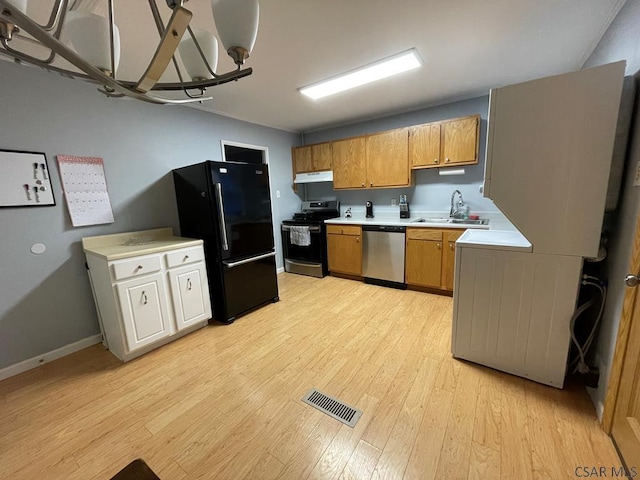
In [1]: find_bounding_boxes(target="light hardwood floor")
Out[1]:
[0,273,621,479]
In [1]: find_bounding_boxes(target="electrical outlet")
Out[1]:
[391,198,397,206]
[634,161,640,187]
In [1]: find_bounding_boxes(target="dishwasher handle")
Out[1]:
[361,225,406,233]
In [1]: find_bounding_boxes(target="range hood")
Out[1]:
[294,171,334,184]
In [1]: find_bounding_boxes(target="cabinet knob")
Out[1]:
[356,237,359,243]
[361,182,365,187]
[445,157,450,163]
[184,255,189,260]
[137,265,143,270]
[437,243,441,249]
[449,242,454,250]
[434,158,439,164]
[370,182,373,187]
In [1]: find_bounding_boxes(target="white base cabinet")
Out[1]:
[84,236,212,362]
[116,272,172,351]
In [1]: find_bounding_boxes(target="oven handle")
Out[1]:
[282,225,321,233]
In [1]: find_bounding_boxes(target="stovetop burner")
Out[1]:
[285,200,340,224]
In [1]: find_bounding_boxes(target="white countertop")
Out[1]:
[82,227,203,260]
[325,214,490,230]
[456,229,532,252]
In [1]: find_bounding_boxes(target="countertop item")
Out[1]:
[82,227,202,260]
[456,229,532,252]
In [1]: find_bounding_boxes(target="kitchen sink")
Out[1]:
[411,217,489,225]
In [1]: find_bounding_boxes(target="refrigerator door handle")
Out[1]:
[223,251,276,268]
[215,183,229,251]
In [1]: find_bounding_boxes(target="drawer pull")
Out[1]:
[184,255,189,261]
[142,291,148,305]
[187,278,192,290]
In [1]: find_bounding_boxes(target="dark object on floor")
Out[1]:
[110,459,160,480]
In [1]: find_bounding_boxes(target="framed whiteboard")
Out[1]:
[0,150,56,207]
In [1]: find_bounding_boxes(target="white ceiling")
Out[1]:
[20,0,628,132]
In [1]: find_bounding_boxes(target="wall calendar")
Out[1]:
[57,155,114,227]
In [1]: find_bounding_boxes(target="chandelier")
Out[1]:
[0,0,259,104]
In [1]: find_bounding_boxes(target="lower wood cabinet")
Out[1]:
[405,228,463,291]
[327,224,362,275]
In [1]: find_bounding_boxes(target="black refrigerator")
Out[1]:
[173,160,279,323]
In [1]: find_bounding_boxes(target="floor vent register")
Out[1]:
[301,388,363,428]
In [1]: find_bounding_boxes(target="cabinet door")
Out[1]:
[332,137,367,189]
[409,123,441,168]
[366,128,410,187]
[116,273,172,352]
[168,263,212,330]
[405,238,442,288]
[441,116,479,166]
[442,230,463,290]
[311,142,332,171]
[327,233,362,275]
[292,146,313,173]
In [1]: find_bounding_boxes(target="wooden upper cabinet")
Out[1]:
[409,115,480,169]
[365,128,410,188]
[333,137,367,189]
[292,142,332,174]
[311,143,332,171]
[409,123,441,168]
[441,115,479,166]
[292,146,313,174]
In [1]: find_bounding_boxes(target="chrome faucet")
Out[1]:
[450,189,465,218]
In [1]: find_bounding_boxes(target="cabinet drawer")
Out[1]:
[111,255,162,281]
[446,230,464,242]
[166,246,205,269]
[327,225,362,236]
[407,229,442,241]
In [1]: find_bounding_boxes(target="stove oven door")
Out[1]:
[281,223,326,278]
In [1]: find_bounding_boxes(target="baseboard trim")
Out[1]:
[277,267,285,274]
[0,334,102,381]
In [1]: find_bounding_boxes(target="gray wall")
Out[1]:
[301,96,498,214]
[0,61,299,370]
[582,0,640,417]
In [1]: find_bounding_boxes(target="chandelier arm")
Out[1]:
[107,0,116,78]
[40,0,68,32]
[0,0,70,65]
[135,4,191,93]
[1,37,56,65]
[100,87,214,105]
[123,67,253,91]
[147,0,187,86]
[185,25,220,79]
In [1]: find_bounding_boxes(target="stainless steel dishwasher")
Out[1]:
[362,225,406,289]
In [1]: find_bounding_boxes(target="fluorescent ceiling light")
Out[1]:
[299,49,422,100]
